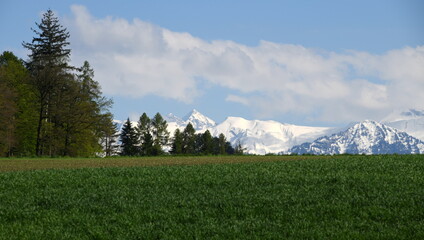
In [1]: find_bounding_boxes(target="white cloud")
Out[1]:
[226,95,250,106]
[66,5,424,123]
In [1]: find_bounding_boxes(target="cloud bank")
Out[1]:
[66,5,424,122]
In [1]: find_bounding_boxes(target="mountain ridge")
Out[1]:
[165,110,337,154]
[117,109,424,155]
[289,120,424,155]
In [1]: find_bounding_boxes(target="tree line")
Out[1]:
[0,10,116,157]
[0,9,241,157]
[119,113,241,156]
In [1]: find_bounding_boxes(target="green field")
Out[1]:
[1,155,424,239]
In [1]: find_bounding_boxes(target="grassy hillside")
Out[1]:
[0,155,423,239]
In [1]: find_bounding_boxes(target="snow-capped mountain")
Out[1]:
[116,109,424,155]
[165,109,216,134]
[382,109,424,141]
[183,109,216,131]
[164,110,336,155]
[289,120,424,155]
[210,117,336,155]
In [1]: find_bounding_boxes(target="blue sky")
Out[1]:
[1,0,423,126]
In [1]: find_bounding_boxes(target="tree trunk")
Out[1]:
[35,104,44,156]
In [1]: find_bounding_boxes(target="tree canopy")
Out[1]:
[0,9,116,157]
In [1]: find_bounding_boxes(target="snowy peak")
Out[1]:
[212,116,335,155]
[166,113,185,125]
[182,109,216,130]
[289,120,424,155]
[165,109,216,133]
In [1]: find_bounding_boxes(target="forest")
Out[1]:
[0,10,236,158]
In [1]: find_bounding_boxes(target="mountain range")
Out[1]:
[163,109,424,155]
[289,120,424,155]
[165,110,334,155]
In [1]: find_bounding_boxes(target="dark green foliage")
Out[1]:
[141,132,154,156]
[136,113,152,156]
[201,130,213,154]
[0,52,38,157]
[182,123,196,154]
[0,81,17,156]
[170,129,183,154]
[99,113,119,157]
[225,141,235,155]
[170,123,234,156]
[1,155,424,239]
[218,133,227,155]
[119,118,138,156]
[23,10,73,156]
[151,113,170,155]
[4,9,117,157]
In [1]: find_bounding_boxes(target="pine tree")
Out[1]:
[120,118,138,156]
[182,123,196,154]
[141,132,154,156]
[218,133,227,155]
[201,130,213,155]
[226,142,235,155]
[194,133,204,154]
[23,9,73,156]
[72,61,113,156]
[170,128,183,155]
[151,113,169,155]
[212,136,220,155]
[136,113,151,155]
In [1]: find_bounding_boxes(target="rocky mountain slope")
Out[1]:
[289,120,424,155]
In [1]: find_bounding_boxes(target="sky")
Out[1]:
[1,0,423,126]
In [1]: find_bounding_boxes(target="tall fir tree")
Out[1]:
[151,113,169,155]
[218,133,227,155]
[120,118,138,156]
[170,129,183,155]
[201,130,214,155]
[21,10,114,157]
[136,113,152,155]
[182,123,196,154]
[23,9,73,156]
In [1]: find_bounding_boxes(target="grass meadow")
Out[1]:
[0,155,424,239]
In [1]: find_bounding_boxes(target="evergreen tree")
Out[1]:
[201,130,213,155]
[226,142,235,155]
[151,113,169,155]
[136,113,152,155]
[141,132,154,156]
[120,118,138,156]
[182,123,196,154]
[212,136,220,155]
[218,133,227,155]
[23,9,73,156]
[73,61,114,156]
[170,128,183,155]
[194,133,204,154]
